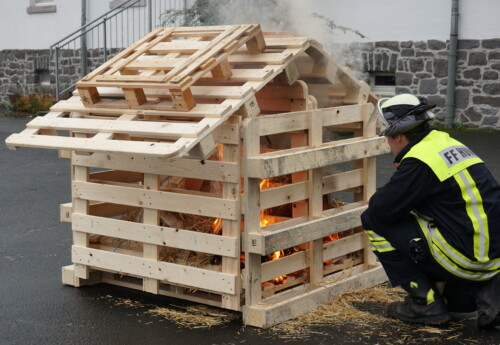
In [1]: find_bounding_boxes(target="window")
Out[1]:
[109,0,146,9]
[35,69,51,86]
[370,73,396,97]
[27,0,56,14]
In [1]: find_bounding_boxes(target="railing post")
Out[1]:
[103,17,108,61]
[148,0,152,32]
[81,0,88,77]
[55,46,60,101]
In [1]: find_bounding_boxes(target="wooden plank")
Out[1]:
[72,135,90,279]
[247,136,389,178]
[257,104,370,136]
[80,27,166,82]
[308,105,324,286]
[201,68,274,82]
[243,117,263,307]
[221,116,242,310]
[148,40,210,53]
[228,52,292,65]
[72,181,239,220]
[73,214,238,258]
[89,170,143,183]
[262,37,308,48]
[323,232,365,261]
[261,251,306,282]
[143,173,160,293]
[51,97,232,118]
[72,152,239,183]
[72,246,237,295]
[247,205,366,255]
[124,56,187,70]
[27,117,208,139]
[322,169,363,194]
[6,134,188,158]
[243,264,387,328]
[77,85,253,100]
[258,181,308,210]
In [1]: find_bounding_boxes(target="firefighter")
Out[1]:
[361,93,500,327]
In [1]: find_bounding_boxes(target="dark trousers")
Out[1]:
[361,211,485,312]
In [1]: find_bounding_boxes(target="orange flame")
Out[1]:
[212,218,222,234]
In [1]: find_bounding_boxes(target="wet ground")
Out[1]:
[1,117,500,345]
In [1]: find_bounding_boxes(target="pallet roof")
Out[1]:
[6,24,373,160]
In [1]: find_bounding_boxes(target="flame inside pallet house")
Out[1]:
[5,24,390,328]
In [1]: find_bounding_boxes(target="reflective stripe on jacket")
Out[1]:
[402,131,498,280]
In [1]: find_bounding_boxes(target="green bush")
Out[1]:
[7,93,55,114]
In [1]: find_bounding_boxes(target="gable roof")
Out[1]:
[6,24,372,160]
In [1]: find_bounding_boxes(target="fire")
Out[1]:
[211,217,222,234]
[324,233,339,243]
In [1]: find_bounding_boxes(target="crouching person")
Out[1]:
[361,94,500,327]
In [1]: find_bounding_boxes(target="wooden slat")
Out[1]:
[247,137,389,178]
[72,181,239,220]
[72,246,237,294]
[27,117,208,139]
[74,151,238,182]
[261,251,306,282]
[228,52,292,65]
[51,97,233,118]
[6,134,188,158]
[323,232,365,261]
[149,40,211,53]
[73,214,238,257]
[243,265,387,327]
[257,104,370,136]
[247,205,366,255]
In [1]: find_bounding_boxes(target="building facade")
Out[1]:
[0,0,499,128]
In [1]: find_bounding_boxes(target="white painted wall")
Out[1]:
[291,0,500,42]
[0,0,187,50]
[0,0,498,50]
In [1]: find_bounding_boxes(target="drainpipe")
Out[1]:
[445,0,459,128]
[81,0,88,77]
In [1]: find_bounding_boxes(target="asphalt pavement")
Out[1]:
[1,117,500,345]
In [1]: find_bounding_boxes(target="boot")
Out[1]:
[388,278,450,325]
[477,273,500,329]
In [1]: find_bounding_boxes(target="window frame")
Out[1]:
[27,0,56,14]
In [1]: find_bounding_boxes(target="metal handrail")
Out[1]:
[51,0,186,101]
[50,0,142,52]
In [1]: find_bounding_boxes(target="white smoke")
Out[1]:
[214,0,369,76]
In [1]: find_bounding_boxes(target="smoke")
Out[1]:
[214,0,369,78]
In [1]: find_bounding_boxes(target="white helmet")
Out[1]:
[376,94,436,136]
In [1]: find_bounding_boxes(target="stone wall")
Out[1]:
[348,38,500,129]
[1,40,499,129]
[0,48,118,106]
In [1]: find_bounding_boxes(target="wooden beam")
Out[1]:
[72,214,238,257]
[247,205,366,255]
[243,265,387,328]
[247,136,389,178]
[72,246,237,295]
[72,181,239,220]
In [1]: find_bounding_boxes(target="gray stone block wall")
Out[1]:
[0,48,121,106]
[348,39,500,129]
[0,41,499,129]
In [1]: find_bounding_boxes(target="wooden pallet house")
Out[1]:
[6,24,390,328]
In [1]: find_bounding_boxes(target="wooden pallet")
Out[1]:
[5,25,390,328]
[77,25,267,111]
